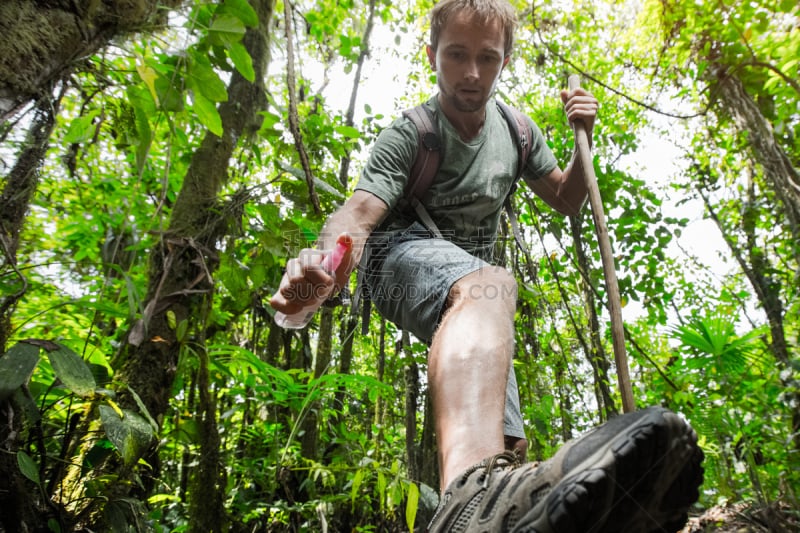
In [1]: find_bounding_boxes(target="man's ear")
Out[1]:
[426,45,436,69]
[502,55,511,70]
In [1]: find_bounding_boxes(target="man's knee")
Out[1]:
[448,267,517,308]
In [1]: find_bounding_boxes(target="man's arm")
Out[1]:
[525,87,598,216]
[526,152,587,216]
[270,189,388,315]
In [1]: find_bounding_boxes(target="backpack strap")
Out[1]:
[496,100,533,189]
[402,105,444,238]
[496,100,535,261]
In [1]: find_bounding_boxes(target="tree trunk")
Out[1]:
[569,216,617,421]
[0,91,64,533]
[67,0,275,526]
[697,176,800,450]
[555,358,573,442]
[373,319,387,445]
[119,0,272,417]
[0,2,185,529]
[334,304,359,424]
[265,315,285,366]
[301,306,335,460]
[0,99,57,353]
[336,0,379,187]
[419,377,439,491]
[404,333,421,482]
[713,71,800,251]
[0,0,179,120]
[187,302,227,533]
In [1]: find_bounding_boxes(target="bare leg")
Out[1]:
[429,266,517,489]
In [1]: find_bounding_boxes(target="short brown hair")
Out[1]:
[429,0,518,56]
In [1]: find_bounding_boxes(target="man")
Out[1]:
[271,0,703,530]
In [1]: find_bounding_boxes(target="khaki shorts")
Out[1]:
[362,222,525,439]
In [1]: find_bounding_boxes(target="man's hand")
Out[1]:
[560,87,599,138]
[270,233,354,316]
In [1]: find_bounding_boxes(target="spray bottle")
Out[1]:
[274,235,352,329]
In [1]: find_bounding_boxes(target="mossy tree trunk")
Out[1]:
[0,0,180,121]
[0,100,57,353]
[300,307,335,460]
[105,0,274,529]
[0,102,60,533]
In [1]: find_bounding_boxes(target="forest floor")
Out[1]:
[680,500,799,532]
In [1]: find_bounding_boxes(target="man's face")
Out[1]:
[427,12,509,114]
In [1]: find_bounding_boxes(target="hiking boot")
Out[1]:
[427,406,704,533]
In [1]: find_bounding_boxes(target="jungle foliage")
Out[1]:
[0,0,798,531]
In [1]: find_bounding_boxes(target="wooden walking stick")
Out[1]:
[568,75,636,413]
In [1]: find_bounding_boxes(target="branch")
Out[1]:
[526,193,680,392]
[337,0,379,187]
[528,3,711,121]
[718,0,800,98]
[283,0,321,215]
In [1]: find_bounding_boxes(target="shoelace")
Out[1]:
[427,450,527,531]
[476,450,521,488]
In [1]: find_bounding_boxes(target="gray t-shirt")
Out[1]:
[356,96,558,260]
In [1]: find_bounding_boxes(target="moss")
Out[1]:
[0,0,184,112]
[93,0,155,26]
[0,1,80,97]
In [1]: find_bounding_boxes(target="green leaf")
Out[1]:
[46,343,96,397]
[176,319,188,343]
[126,385,159,432]
[228,41,255,82]
[98,404,155,466]
[221,0,259,27]
[124,270,144,321]
[126,85,155,174]
[350,468,363,509]
[135,60,159,103]
[209,13,247,45]
[377,470,386,511]
[313,176,345,199]
[17,451,40,486]
[334,125,361,139]
[172,417,201,444]
[132,101,153,175]
[193,92,223,136]
[64,113,97,144]
[405,481,419,531]
[167,309,177,330]
[148,493,181,504]
[248,262,266,288]
[188,54,229,103]
[0,342,41,401]
[154,75,184,112]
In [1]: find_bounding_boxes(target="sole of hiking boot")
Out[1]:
[515,407,702,533]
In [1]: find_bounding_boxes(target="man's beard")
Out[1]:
[438,80,496,113]
[439,81,489,113]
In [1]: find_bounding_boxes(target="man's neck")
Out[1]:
[437,95,487,141]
